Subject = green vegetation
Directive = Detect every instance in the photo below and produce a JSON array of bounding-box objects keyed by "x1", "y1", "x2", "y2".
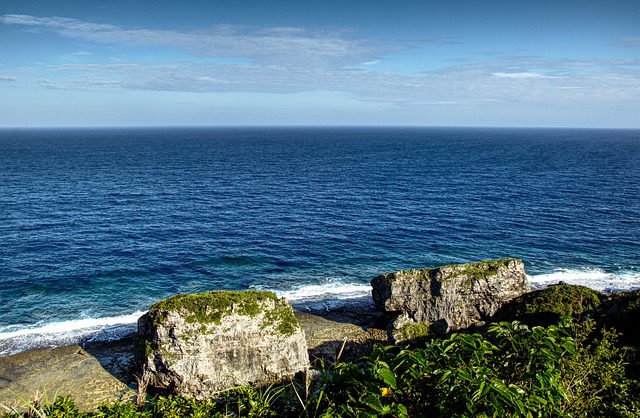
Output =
[
  {"x1": 149, "y1": 290, "x2": 271, "y2": 325},
  {"x1": 4, "y1": 318, "x2": 639, "y2": 417},
  {"x1": 147, "y1": 290, "x2": 299, "y2": 336},
  {"x1": 389, "y1": 258, "x2": 520, "y2": 283},
  {"x1": 493, "y1": 283, "x2": 602, "y2": 327},
  {"x1": 394, "y1": 321, "x2": 446, "y2": 345},
  {"x1": 445, "y1": 258, "x2": 518, "y2": 281},
  {"x1": 261, "y1": 303, "x2": 300, "y2": 336}
]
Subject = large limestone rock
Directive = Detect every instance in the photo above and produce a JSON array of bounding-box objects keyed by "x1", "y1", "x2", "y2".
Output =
[
  {"x1": 137, "y1": 290, "x2": 309, "y2": 398},
  {"x1": 371, "y1": 259, "x2": 529, "y2": 341}
]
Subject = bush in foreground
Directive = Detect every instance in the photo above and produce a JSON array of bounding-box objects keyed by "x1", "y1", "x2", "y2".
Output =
[{"x1": 3, "y1": 319, "x2": 639, "y2": 417}]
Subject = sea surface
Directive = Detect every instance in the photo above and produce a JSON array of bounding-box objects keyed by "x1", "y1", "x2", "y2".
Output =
[{"x1": 1, "y1": 127, "x2": 639, "y2": 356}]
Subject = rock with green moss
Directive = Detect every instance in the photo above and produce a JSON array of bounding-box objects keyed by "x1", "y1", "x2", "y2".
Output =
[
  {"x1": 371, "y1": 259, "x2": 529, "y2": 340},
  {"x1": 137, "y1": 290, "x2": 308, "y2": 398},
  {"x1": 492, "y1": 282, "x2": 603, "y2": 327}
]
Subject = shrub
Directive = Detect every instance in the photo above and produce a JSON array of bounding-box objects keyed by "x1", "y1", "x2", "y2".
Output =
[{"x1": 492, "y1": 283, "x2": 602, "y2": 327}]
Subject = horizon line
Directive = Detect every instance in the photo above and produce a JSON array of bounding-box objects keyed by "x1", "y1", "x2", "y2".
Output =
[{"x1": 1, "y1": 124, "x2": 639, "y2": 131}]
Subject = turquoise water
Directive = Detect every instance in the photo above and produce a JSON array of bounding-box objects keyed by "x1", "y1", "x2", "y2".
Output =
[{"x1": 0, "y1": 127, "x2": 638, "y2": 355}]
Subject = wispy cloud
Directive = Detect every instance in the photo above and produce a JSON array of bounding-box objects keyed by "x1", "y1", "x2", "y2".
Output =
[
  {"x1": 492, "y1": 71, "x2": 561, "y2": 79},
  {"x1": 35, "y1": 57, "x2": 639, "y2": 109},
  {"x1": 2, "y1": 14, "x2": 639, "y2": 110},
  {"x1": 0, "y1": 75, "x2": 18, "y2": 81},
  {"x1": 611, "y1": 37, "x2": 640, "y2": 47},
  {"x1": 1, "y1": 14, "x2": 378, "y2": 68}
]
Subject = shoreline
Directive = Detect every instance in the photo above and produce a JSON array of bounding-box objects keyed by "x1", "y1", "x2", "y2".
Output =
[
  {"x1": 0, "y1": 302, "x2": 388, "y2": 411},
  {"x1": 2, "y1": 283, "x2": 639, "y2": 412},
  {"x1": 1, "y1": 268, "x2": 638, "y2": 358}
]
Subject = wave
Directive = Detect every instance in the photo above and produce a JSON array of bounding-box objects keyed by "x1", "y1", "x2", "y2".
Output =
[
  {"x1": 1, "y1": 270, "x2": 636, "y2": 357},
  {"x1": 275, "y1": 281, "x2": 372, "y2": 302},
  {"x1": 0, "y1": 311, "x2": 145, "y2": 357},
  {"x1": 0, "y1": 281, "x2": 373, "y2": 357},
  {"x1": 260, "y1": 278, "x2": 374, "y2": 312},
  {"x1": 528, "y1": 268, "x2": 639, "y2": 292}
]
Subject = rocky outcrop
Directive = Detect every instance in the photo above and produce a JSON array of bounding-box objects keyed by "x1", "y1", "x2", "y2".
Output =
[
  {"x1": 137, "y1": 290, "x2": 309, "y2": 398},
  {"x1": 371, "y1": 259, "x2": 529, "y2": 342},
  {"x1": 0, "y1": 344, "x2": 135, "y2": 412}
]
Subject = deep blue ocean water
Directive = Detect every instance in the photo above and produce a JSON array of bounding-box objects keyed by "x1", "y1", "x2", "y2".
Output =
[{"x1": 1, "y1": 127, "x2": 639, "y2": 355}]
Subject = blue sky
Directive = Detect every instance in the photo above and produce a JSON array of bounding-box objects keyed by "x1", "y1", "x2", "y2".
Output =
[{"x1": 1, "y1": 1, "x2": 639, "y2": 128}]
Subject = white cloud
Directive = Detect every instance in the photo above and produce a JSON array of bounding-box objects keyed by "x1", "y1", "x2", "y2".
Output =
[
  {"x1": 0, "y1": 76, "x2": 17, "y2": 81},
  {"x1": 2, "y1": 14, "x2": 639, "y2": 116},
  {"x1": 34, "y1": 58, "x2": 638, "y2": 109},
  {"x1": 491, "y1": 71, "x2": 548, "y2": 78}
]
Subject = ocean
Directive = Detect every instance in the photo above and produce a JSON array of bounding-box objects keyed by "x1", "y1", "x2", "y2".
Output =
[{"x1": 1, "y1": 127, "x2": 639, "y2": 356}]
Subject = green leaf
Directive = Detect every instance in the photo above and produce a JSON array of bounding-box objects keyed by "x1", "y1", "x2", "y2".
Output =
[
  {"x1": 363, "y1": 393, "x2": 384, "y2": 413},
  {"x1": 376, "y1": 366, "x2": 397, "y2": 390},
  {"x1": 395, "y1": 403, "x2": 409, "y2": 418}
]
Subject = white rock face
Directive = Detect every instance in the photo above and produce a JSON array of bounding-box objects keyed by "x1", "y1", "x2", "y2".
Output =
[
  {"x1": 371, "y1": 259, "x2": 530, "y2": 340},
  {"x1": 138, "y1": 290, "x2": 309, "y2": 398}
]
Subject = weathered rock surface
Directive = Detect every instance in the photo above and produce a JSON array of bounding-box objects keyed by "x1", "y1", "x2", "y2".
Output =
[
  {"x1": 371, "y1": 258, "x2": 530, "y2": 341},
  {"x1": 0, "y1": 305, "x2": 385, "y2": 411},
  {"x1": 137, "y1": 290, "x2": 309, "y2": 398},
  {"x1": 0, "y1": 344, "x2": 135, "y2": 412},
  {"x1": 295, "y1": 307, "x2": 388, "y2": 364}
]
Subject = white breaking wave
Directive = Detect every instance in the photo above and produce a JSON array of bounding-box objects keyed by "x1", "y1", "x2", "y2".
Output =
[
  {"x1": 0, "y1": 311, "x2": 146, "y2": 340},
  {"x1": 2, "y1": 270, "x2": 636, "y2": 357},
  {"x1": 528, "y1": 268, "x2": 639, "y2": 292},
  {"x1": 254, "y1": 279, "x2": 374, "y2": 312},
  {"x1": 275, "y1": 281, "x2": 372, "y2": 302},
  {"x1": 0, "y1": 311, "x2": 146, "y2": 357}
]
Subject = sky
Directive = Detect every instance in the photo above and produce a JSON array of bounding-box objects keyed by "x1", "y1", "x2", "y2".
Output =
[{"x1": 1, "y1": 1, "x2": 639, "y2": 128}]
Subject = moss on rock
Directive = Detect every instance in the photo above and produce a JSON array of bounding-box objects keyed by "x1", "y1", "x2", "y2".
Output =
[
  {"x1": 394, "y1": 321, "x2": 447, "y2": 345},
  {"x1": 382, "y1": 258, "x2": 521, "y2": 283},
  {"x1": 492, "y1": 283, "x2": 602, "y2": 327},
  {"x1": 444, "y1": 258, "x2": 519, "y2": 281},
  {"x1": 147, "y1": 290, "x2": 300, "y2": 336}
]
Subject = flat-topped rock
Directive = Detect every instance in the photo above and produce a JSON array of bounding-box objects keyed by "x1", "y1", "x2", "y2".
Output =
[
  {"x1": 371, "y1": 258, "x2": 530, "y2": 342},
  {"x1": 137, "y1": 290, "x2": 309, "y2": 398}
]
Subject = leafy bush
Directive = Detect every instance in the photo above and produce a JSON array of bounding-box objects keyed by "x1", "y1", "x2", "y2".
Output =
[{"x1": 303, "y1": 319, "x2": 638, "y2": 417}]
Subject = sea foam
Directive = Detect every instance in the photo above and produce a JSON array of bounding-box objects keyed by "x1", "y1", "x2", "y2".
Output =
[
  {"x1": 0, "y1": 311, "x2": 145, "y2": 357},
  {"x1": 528, "y1": 268, "x2": 639, "y2": 292}
]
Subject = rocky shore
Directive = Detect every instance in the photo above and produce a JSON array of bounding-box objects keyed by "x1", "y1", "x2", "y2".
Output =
[
  {"x1": 0, "y1": 303, "x2": 388, "y2": 411},
  {"x1": 2, "y1": 258, "x2": 636, "y2": 413}
]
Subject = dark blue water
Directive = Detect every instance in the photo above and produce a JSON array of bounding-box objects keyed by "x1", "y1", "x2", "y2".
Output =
[{"x1": 1, "y1": 127, "x2": 639, "y2": 355}]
